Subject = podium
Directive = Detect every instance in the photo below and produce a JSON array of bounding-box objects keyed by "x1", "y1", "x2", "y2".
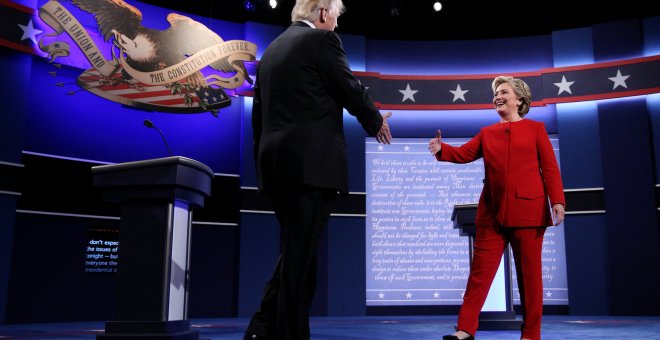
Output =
[
  {"x1": 451, "y1": 204, "x2": 521, "y2": 330},
  {"x1": 92, "y1": 156, "x2": 214, "y2": 340}
]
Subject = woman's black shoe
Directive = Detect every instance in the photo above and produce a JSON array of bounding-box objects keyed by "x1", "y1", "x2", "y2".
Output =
[{"x1": 443, "y1": 335, "x2": 474, "y2": 340}]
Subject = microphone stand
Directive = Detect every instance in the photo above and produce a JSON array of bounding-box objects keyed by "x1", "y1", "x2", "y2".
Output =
[{"x1": 143, "y1": 119, "x2": 173, "y2": 157}]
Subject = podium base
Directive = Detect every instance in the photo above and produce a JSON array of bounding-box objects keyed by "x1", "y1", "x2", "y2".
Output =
[
  {"x1": 97, "y1": 320, "x2": 199, "y2": 340},
  {"x1": 478, "y1": 311, "x2": 522, "y2": 331}
]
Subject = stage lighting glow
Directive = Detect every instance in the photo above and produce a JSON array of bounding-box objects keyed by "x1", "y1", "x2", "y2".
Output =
[
  {"x1": 269, "y1": 0, "x2": 277, "y2": 9},
  {"x1": 433, "y1": 1, "x2": 442, "y2": 12}
]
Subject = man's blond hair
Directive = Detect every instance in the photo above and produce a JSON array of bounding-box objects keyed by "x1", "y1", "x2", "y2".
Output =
[{"x1": 291, "y1": 0, "x2": 345, "y2": 22}]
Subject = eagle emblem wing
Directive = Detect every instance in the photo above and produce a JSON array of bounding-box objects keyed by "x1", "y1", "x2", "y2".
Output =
[
  {"x1": 165, "y1": 13, "x2": 239, "y2": 75},
  {"x1": 68, "y1": 0, "x2": 142, "y2": 42}
]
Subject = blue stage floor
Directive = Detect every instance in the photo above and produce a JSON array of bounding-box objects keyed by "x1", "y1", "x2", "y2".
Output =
[{"x1": 0, "y1": 315, "x2": 659, "y2": 339}]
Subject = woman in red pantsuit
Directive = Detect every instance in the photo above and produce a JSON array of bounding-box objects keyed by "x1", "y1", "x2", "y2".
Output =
[{"x1": 428, "y1": 76, "x2": 565, "y2": 340}]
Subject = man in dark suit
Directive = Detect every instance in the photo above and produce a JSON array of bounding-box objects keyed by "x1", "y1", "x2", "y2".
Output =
[{"x1": 245, "y1": 1, "x2": 392, "y2": 339}]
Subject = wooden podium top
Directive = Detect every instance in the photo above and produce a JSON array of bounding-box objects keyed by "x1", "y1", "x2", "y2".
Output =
[{"x1": 92, "y1": 156, "x2": 214, "y2": 207}]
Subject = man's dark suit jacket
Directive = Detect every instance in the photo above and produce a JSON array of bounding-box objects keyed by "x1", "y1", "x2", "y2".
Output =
[{"x1": 252, "y1": 22, "x2": 383, "y2": 194}]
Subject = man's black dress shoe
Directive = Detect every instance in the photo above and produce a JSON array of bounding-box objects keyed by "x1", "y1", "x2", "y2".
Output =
[
  {"x1": 443, "y1": 335, "x2": 474, "y2": 340},
  {"x1": 242, "y1": 332, "x2": 266, "y2": 340}
]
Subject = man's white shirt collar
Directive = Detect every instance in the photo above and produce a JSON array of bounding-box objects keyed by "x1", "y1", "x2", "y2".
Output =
[{"x1": 301, "y1": 19, "x2": 316, "y2": 28}]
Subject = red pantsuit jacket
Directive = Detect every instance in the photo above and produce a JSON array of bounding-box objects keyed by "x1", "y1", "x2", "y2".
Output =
[{"x1": 437, "y1": 119, "x2": 565, "y2": 227}]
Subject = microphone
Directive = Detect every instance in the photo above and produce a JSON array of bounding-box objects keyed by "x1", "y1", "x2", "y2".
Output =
[{"x1": 143, "y1": 119, "x2": 172, "y2": 157}]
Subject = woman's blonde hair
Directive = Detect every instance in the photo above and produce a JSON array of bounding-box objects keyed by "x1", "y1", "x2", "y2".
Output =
[
  {"x1": 492, "y1": 76, "x2": 532, "y2": 117},
  {"x1": 291, "y1": 0, "x2": 345, "y2": 22}
]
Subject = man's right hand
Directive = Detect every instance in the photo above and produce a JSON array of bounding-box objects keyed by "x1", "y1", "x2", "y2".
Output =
[{"x1": 376, "y1": 112, "x2": 392, "y2": 144}]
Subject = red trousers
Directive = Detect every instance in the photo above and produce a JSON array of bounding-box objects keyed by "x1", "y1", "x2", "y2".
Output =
[{"x1": 456, "y1": 225, "x2": 547, "y2": 340}]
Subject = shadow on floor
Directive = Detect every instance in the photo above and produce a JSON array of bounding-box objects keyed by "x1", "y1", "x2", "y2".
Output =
[{"x1": 0, "y1": 315, "x2": 659, "y2": 339}]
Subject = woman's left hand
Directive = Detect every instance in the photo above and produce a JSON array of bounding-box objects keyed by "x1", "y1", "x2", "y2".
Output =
[{"x1": 552, "y1": 204, "x2": 565, "y2": 226}]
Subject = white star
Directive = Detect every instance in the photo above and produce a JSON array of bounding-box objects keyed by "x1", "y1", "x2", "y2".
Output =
[
  {"x1": 545, "y1": 291, "x2": 553, "y2": 298},
  {"x1": 554, "y1": 75, "x2": 575, "y2": 95},
  {"x1": 608, "y1": 69, "x2": 630, "y2": 90},
  {"x1": 378, "y1": 292, "x2": 385, "y2": 299},
  {"x1": 404, "y1": 145, "x2": 410, "y2": 151},
  {"x1": 449, "y1": 84, "x2": 469, "y2": 102},
  {"x1": 405, "y1": 292, "x2": 412, "y2": 299},
  {"x1": 433, "y1": 291, "x2": 440, "y2": 298},
  {"x1": 377, "y1": 145, "x2": 384, "y2": 151},
  {"x1": 17, "y1": 19, "x2": 43, "y2": 45},
  {"x1": 399, "y1": 83, "x2": 418, "y2": 102}
]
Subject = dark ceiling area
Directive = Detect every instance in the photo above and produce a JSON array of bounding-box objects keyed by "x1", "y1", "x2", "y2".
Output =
[{"x1": 139, "y1": 0, "x2": 660, "y2": 40}]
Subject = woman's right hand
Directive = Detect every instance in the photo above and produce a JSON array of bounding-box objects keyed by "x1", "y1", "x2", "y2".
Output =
[
  {"x1": 376, "y1": 112, "x2": 393, "y2": 144},
  {"x1": 428, "y1": 129, "x2": 442, "y2": 155}
]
